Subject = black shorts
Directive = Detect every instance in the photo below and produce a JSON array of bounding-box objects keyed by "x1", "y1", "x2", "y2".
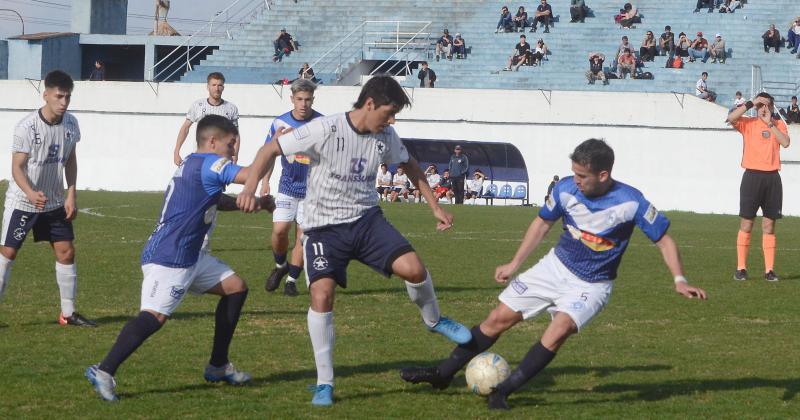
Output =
[
  {"x1": 376, "y1": 186, "x2": 391, "y2": 195},
  {"x1": 303, "y1": 207, "x2": 414, "y2": 288},
  {"x1": 739, "y1": 170, "x2": 782, "y2": 219},
  {"x1": 1, "y1": 207, "x2": 74, "y2": 249}
]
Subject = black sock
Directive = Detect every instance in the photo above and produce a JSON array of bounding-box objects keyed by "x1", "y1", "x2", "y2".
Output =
[
  {"x1": 273, "y1": 252, "x2": 287, "y2": 266},
  {"x1": 209, "y1": 290, "x2": 248, "y2": 367},
  {"x1": 495, "y1": 341, "x2": 556, "y2": 396},
  {"x1": 99, "y1": 311, "x2": 163, "y2": 376},
  {"x1": 287, "y1": 264, "x2": 302, "y2": 280},
  {"x1": 438, "y1": 325, "x2": 497, "y2": 378}
]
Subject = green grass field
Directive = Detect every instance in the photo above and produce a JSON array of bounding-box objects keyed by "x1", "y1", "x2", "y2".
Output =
[{"x1": 1, "y1": 187, "x2": 799, "y2": 419}]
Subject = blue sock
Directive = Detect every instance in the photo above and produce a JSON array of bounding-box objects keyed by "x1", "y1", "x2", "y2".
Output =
[
  {"x1": 287, "y1": 264, "x2": 302, "y2": 281},
  {"x1": 273, "y1": 252, "x2": 287, "y2": 266}
]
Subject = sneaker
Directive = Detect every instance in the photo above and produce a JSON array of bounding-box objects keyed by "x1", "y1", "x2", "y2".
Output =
[
  {"x1": 428, "y1": 316, "x2": 471, "y2": 344},
  {"x1": 765, "y1": 271, "x2": 779, "y2": 282},
  {"x1": 530, "y1": 27, "x2": 537, "y2": 33},
  {"x1": 487, "y1": 390, "x2": 510, "y2": 410},
  {"x1": 284, "y1": 281, "x2": 299, "y2": 296},
  {"x1": 502, "y1": 67, "x2": 511, "y2": 71},
  {"x1": 265, "y1": 264, "x2": 289, "y2": 292},
  {"x1": 399, "y1": 366, "x2": 452, "y2": 390},
  {"x1": 204, "y1": 362, "x2": 252, "y2": 385},
  {"x1": 59, "y1": 312, "x2": 97, "y2": 327},
  {"x1": 693, "y1": 8, "x2": 700, "y2": 13},
  {"x1": 733, "y1": 269, "x2": 748, "y2": 281},
  {"x1": 85, "y1": 364, "x2": 118, "y2": 401},
  {"x1": 311, "y1": 384, "x2": 334, "y2": 406},
  {"x1": 711, "y1": 58, "x2": 717, "y2": 63},
  {"x1": 544, "y1": 27, "x2": 550, "y2": 33}
]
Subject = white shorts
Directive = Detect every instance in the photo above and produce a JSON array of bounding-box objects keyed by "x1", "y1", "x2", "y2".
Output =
[
  {"x1": 498, "y1": 249, "x2": 612, "y2": 331},
  {"x1": 273, "y1": 192, "x2": 305, "y2": 225},
  {"x1": 140, "y1": 252, "x2": 235, "y2": 316}
]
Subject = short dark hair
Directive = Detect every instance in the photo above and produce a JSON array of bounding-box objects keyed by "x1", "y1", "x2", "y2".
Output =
[
  {"x1": 353, "y1": 75, "x2": 411, "y2": 110},
  {"x1": 665, "y1": 25, "x2": 671, "y2": 30},
  {"x1": 196, "y1": 115, "x2": 236, "y2": 146},
  {"x1": 44, "y1": 70, "x2": 74, "y2": 92},
  {"x1": 702, "y1": 71, "x2": 708, "y2": 77},
  {"x1": 420, "y1": 61, "x2": 428, "y2": 66},
  {"x1": 792, "y1": 96, "x2": 798, "y2": 100},
  {"x1": 207, "y1": 72, "x2": 226, "y2": 83},
  {"x1": 570, "y1": 139, "x2": 615, "y2": 174},
  {"x1": 756, "y1": 92, "x2": 775, "y2": 106},
  {"x1": 520, "y1": 34, "x2": 526, "y2": 39}
]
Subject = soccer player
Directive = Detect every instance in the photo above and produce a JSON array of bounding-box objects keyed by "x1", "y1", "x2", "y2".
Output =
[
  {"x1": 260, "y1": 79, "x2": 323, "y2": 296},
  {"x1": 726, "y1": 93, "x2": 791, "y2": 282},
  {"x1": 237, "y1": 75, "x2": 471, "y2": 407},
  {"x1": 400, "y1": 139, "x2": 707, "y2": 410},
  {"x1": 85, "y1": 115, "x2": 273, "y2": 401},
  {"x1": 0, "y1": 70, "x2": 95, "y2": 327},
  {"x1": 174, "y1": 72, "x2": 240, "y2": 166}
]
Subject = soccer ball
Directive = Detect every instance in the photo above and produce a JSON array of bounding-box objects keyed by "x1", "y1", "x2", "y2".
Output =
[{"x1": 465, "y1": 352, "x2": 510, "y2": 396}]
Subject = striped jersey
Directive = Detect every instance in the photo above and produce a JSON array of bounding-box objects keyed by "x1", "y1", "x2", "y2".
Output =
[
  {"x1": 6, "y1": 110, "x2": 80, "y2": 212},
  {"x1": 265, "y1": 110, "x2": 323, "y2": 198},
  {"x1": 141, "y1": 153, "x2": 242, "y2": 268},
  {"x1": 539, "y1": 176, "x2": 670, "y2": 282},
  {"x1": 278, "y1": 112, "x2": 409, "y2": 230},
  {"x1": 187, "y1": 98, "x2": 239, "y2": 126}
]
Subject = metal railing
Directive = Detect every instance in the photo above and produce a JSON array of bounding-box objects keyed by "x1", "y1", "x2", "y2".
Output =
[
  {"x1": 369, "y1": 22, "x2": 432, "y2": 78},
  {"x1": 146, "y1": 0, "x2": 272, "y2": 82},
  {"x1": 751, "y1": 65, "x2": 762, "y2": 99}
]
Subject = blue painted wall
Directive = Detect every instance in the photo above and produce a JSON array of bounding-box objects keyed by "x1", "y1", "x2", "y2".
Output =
[
  {"x1": 71, "y1": 0, "x2": 128, "y2": 35},
  {"x1": 8, "y1": 40, "x2": 42, "y2": 80},
  {"x1": 8, "y1": 35, "x2": 81, "y2": 80}
]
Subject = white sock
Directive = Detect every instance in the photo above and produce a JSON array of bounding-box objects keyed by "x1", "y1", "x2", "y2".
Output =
[
  {"x1": 276, "y1": 261, "x2": 287, "y2": 269},
  {"x1": 405, "y1": 272, "x2": 440, "y2": 328},
  {"x1": 55, "y1": 262, "x2": 77, "y2": 316},
  {"x1": 286, "y1": 276, "x2": 297, "y2": 284},
  {"x1": 308, "y1": 308, "x2": 335, "y2": 386},
  {"x1": 0, "y1": 254, "x2": 13, "y2": 302}
]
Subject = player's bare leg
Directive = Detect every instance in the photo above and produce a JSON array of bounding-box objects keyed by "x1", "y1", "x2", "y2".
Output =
[
  {"x1": 50, "y1": 240, "x2": 95, "y2": 327},
  {"x1": 308, "y1": 277, "x2": 336, "y2": 406},
  {"x1": 392, "y1": 252, "x2": 471, "y2": 344},
  {"x1": 735, "y1": 217, "x2": 754, "y2": 280},
  {"x1": 266, "y1": 221, "x2": 293, "y2": 291},
  {"x1": 0, "y1": 246, "x2": 17, "y2": 303},
  {"x1": 203, "y1": 274, "x2": 251, "y2": 384},
  {"x1": 284, "y1": 227, "x2": 304, "y2": 296}
]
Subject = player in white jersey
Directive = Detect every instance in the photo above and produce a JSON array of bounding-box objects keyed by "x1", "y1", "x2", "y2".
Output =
[
  {"x1": 174, "y1": 72, "x2": 240, "y2": 166},
  {"x1": 0, "y1": 70, "x2": 95, "y2": 327},
  {"x1": 237, "y1": 75, "x2": 471, "y2": 407}
]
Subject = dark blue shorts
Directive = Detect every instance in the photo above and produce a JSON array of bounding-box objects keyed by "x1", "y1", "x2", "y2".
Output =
[
  {"x1": 1, "y1": 207, "x2": 74, "y2": 249},
  {"x1": 303, "y1": 207, "x2": 414, "y2": 288}
]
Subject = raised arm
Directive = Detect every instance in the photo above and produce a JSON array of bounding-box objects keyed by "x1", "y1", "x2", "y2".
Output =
[
  {"x1": 174, "y1": 119, "x2": 193, "y2": 166},
  {"x1": 64, "y1": 147, "x2": 78, "y2": 220},
  {"x1": 400, "y1": 157, "x2": 453, "y2": 231},
  {"x1": 654, "y1": 233, "x2": 707, "y2": 299},
  {"x1": 495, "y1": 216, "x2": 555, "y2": 283}
]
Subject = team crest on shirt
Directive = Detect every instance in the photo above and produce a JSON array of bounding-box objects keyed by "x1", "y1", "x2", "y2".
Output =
[
  {"x1": 376, "y1": 141, "x2": 386, "y2": 154},
  {"x1": 350, "y1": 158, "x2": 367, "y2": 174},
  {"x1": 313, "y1": 256, "x2": 329, "y2": 270},
  {"x1": 761, "y1": 130, "x2": 771, "y2": 138}
]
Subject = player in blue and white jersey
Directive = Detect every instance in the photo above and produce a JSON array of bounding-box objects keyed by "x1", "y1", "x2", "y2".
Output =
[
  {"x1": 237, "y1": 76, "x2": 471, "y2": 407},
  {"x1": 401, "y1": 139, "x2": 707, "y2": 410},
  {"x1": 261, "y1": 79, "x2": 322, "y2": 296},
  {"x1": 85, "y1": 115, "x2": 273, "y2": 402}
]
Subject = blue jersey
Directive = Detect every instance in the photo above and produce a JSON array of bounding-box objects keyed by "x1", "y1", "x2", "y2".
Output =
[
  {"x1": 141, "y1": 153, "x2": 242, "y2": 268},
  {"x1": 539, "y1": 177, "x2": 670, "y2": 282},
  {"x1": 265, "y1": 110, "x2": 323, "y2": 198}
]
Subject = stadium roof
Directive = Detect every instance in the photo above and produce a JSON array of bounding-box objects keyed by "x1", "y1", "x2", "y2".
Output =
[{"x1": 8, "y1": 32, "x2": 78, "y2": 41}]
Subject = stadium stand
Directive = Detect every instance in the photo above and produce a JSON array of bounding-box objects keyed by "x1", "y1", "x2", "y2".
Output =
[{"x1": 181, "y1": 0, "x2": 800, "y2": 108}]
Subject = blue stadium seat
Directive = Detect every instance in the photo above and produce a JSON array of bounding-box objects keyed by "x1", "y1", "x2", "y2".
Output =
[
  {"x1": 497, "y1": 184, "x2": 513, "y2": 199},
  {"x1": 512, "y1": 185, "x2": 527, "y2": 200},
  {"x1": 483, "y1": 184, "x2": 498, "y2": 198}
]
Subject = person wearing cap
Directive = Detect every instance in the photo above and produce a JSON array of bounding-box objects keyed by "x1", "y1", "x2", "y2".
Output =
[
  {"x1": 708, "y1": 33, "x2": 726, "y2": 63},
  {"x1": 762, "y1": 24, "x2": 781, "y2": 53},
  {"x1": 688, "y1": 31, "x2": 708, "y2": 63},
  {"x1": 453, "y1": 33, "x2": 466, "y2": 59},
  {"x1": 448, "y1": 145, "x2": 470, "y2": 205},
  {"x1": 436, "y1": 29, "x2": 453, "y2": 61}
]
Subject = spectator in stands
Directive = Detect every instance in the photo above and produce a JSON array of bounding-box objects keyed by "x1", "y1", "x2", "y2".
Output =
[
  {"x1": 688, "y1": 32, "x2": 709, "y2": 63},
  {"x1": 513, "y1": 6, "x2": 529, "y2": 32},
  {"x1": 465, "y1": 169, "x2": 486, "y2": 204},
  {"x1": 503, "y1": 35, "x2": 531, "y2": 71},
  {"x1": 616, "y1": 36, "x2": 632, "y2": 60},
  {"x1": 708, "y1": 33, "x2": 726, "y2": 64},
  {"x1": 436, "y1": 29, "x2": 453, "y2": 61},
  {"x1": 675, "y1": 32, "x2": 691, "y2": 59},
  {"x1": 694, "y1": 0, "x2": 715, "y2": 13},
  {"x1": 782, "y1": 96, "x2": 800, "y2": 124},
  {"x1": 272, "y1": 29, "x2": 297, "y2": 62},
  {"x1": 640, "y1": 31, "x2": 657, "y2": 62},
  {"x1": 89, "y1": 59, "x2": 105, "y2": 81},
  {"x1": 763, "y1": 24, "x2": 781, "y2": 53},
  {"x1": 545, "y1": 175, "x2": 559, "y2": 203},
  {"x1": 425, "y1": 165, "x2": 441, "y2": 190},
  {"x1": 298, "y1": 63, "x2": 318, "y2": 83},
  {"x1": 586, "y1": 52, "x2": 608, "y2": 85},
  {"x1": 390, "y1": 166, "x2": 410, "y2": 203},
  {"x1": 448, "y1": 145, "x2": 470, "y2": 204},
  {"x1": 787, "y1": 18, "x2": 800, "y2": 54},
  {"x1": 718, "y1": 0, "x2": 741, "y2": 13},
  {"x1": 531, "y1": 0, "x2": 552, "y2": 34},
  {"x1": 496, "y1": 6, "x2": 513, "y2": 33},
  {"x1": 453, "y1": 33, "x2": 466, "y2": 59},
  {"x1": 570, "y1": 0, "x2": 587, "y2": 23},
  {"x1": 531, "y1": 39, "x2": 548, "y2": 66},
  {"x1": 617, "y1": 48, "x2": 637, "y2": 79},
  {"x1": 376, "y1": 163, "x2": 393, "y2": 202},
  {"x1": 659, "y1": 26, "x2": 675, "y2": 63},
  {"x1": 732, "y1": 91, "x2": 746, "y2": 111},
  {"x1": 418, "y1": 61, "x2": 437, "y2": 88},
  {"x1": 436, "y1": 170, "x2": 454, "y2": 203},
  {"x1": 619, "y1": 3, "x2": 640, "y2": 29},
  {"x1": 696, "y1": 72, "x2": 716, "y2": 102}
]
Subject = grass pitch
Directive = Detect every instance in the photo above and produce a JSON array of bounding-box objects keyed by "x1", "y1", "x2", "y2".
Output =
[{"x1": 1, "y1": 187, "x2": 799, "y2": 419}]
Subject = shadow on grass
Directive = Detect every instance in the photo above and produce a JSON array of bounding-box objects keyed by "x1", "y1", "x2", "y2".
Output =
[
  {"x1": 780, "y1": 273, "x2": 800, "y2": 281},
  {"x1": 24, "y1": 309, "x2": 307, "y2": 326},
  {"x1": 339, "y1": 286, "x2": 492, "y2": 297}
]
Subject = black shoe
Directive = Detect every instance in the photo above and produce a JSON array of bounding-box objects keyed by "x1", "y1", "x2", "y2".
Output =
[
  {"x1": 544, "y1": 27, "x2": 550, "y2": 33},
  {"x1": 733, "y1": 269, "x2": 748, "y2": 281},
  {"x1": 59, "y1": 312, "x2": 97, "y2": 327},
  {"x1": 399, "y1": 367, "x2": 452, "y2": 390},
  {"x1": 693, "y1": 8, "x2": 700, "y2": 13},
  {"x1": 530, "y1": 27, "x2": 537, "y2": 33},
  {"x1": 765, "y1": 271, "x2": 779, "y2": 282},
  {"x1": 265, "y1": 264, "x2": 289, "y2": 292},
  {"x1": 487, "y1": 390, "x2": 510, "y2": 410},
  {"x1": 284, "y1": 281, "x2": 299, "y2": 296}
]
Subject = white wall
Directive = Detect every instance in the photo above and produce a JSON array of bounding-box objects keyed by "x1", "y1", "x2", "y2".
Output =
[{"x1": 1, "y1": 80, "x2": 798, "y2": 215}]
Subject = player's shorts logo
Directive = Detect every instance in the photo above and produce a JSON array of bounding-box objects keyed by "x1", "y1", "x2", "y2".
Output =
[
  {"x1": 169, "y1": 286, "x2": 186, "y2": 300},
  {"x1": 312, "y1": 256, "x2": 329, "y2": 271},
  {"x1": 510, "y1": 278, "x2": 528, "y2": 294},
  {"x1": 12, "y1": 228, "x2": 26, "y2": 241},
  {"x1": 570, "y1": 301, "x2": 586, "y2": 311}
]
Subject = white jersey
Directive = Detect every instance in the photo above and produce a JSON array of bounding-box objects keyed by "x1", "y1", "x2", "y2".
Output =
[
  {"x1": 427, "y1": 173, "x2": 441, "y2": 188},
  {"x1": 6, "y1": 110, "x2": 80, "y2": 212},
  {"x1": 186, "y1": 98, "x2": 239, "y2": 126},
  {"x1": 279, "y1": 112, "x2": 409, "y2": 230},
  {"x1": 376, "y1": 170, "x2": 392, "y2": 187},
  {"x1": 392, "y1": 173, "x2": 408, "y2": 188}
]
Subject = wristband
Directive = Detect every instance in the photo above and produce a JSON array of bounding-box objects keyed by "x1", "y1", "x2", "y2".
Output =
[
  {"x1": 745, "y1": 101, "x2": 754, "y2": 110},
  {"x1": 674, "y1": 275, "x2": 688, "y2": 284}
]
